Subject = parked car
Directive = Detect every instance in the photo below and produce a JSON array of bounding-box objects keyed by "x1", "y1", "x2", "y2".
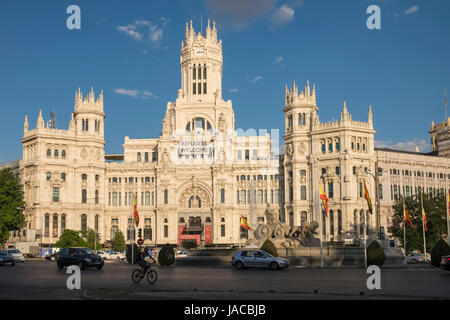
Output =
[
  {"x1": 232, "y1": 250, "x2": 289, "y2": 270},
  {"x1": 0, "y1": 250, "x2": 16, "y2": 266},
  {"x1": 7, "y1": 249, "x2": 25, "y2": 263},
  {"x1": 440, "y1": 255, "x2": 450, "y2": 271},
  {"x1": 95, "y1": 250, "x2": 111, "y2": 260},
  {"x1": 45, "y1": 252, "x2": 59, "y2": 261},
  {"x1": 57, "y1": 247, "x2": 104, "y2": 270},
  {"x1": 176, "y1": 249, "x2": 188, "y2": 257},
  {"x1": 109, "y1": 251, "x2": 126, "y2": 260},
  {"x1": 406, "y1": 253, "x2": 425, "y2": 264}
]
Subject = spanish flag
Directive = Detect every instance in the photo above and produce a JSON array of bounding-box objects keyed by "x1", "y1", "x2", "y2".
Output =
[
  {"x1": 240, "y1": 216, "x2": 251, "y2": 231},
  {"x1": 404, "y1": 208, "x2": 414, "y2": 227},
  {"x1": 422, "y1": 207, "x2": 427, "y2": 232},
  {"x1": 363, "y1": 180, "x2": 373, "y2": 214},
  {"x1": 133, "y1": 193, "x2": 139, "y2": 227},
  {"x1": 448, "y1": 190, "x2": 450, "y2": 218},
  {"x1": 319, "y1": 183, "x2": 329, "y2": 217}
]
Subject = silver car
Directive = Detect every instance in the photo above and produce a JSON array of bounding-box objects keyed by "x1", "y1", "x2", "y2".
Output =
[
  {"x1": 7, "y1": 249, "x2": 25, "y2": 263},
  {"x1": 232, "y1": 250, "x2": 289, "y2": 270}
]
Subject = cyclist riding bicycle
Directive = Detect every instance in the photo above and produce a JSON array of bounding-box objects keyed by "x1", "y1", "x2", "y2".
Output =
[{"x1": 137, "y1": 247, "x2": 149, "y2": 276}]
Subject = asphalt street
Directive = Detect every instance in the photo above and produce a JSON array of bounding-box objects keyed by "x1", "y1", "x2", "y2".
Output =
[{"x1": 0, "y1": 260, "x2": 448, "y2": 300}]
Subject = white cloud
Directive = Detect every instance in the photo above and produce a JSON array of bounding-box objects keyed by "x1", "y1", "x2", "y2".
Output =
[
  {"x1": 114, "y1": 89, "x2": 140, "y2": 98},
  {"x1": 117, "y1": 18, "x2": 168, "y2": 46},
  {"x1": 247, "y1": 76, "x2": 263, "y2": 83},
  {"x1": 274, "y1": 56, "x2": 284, "y2": 64},
  {"x1": 405, "y1": 6, "x2": 419, "y2": 15},
  {"x1": 228, "y1": 88, "x2": 239, "y2": 93},
  {"x1": 114, "y1": 89, "x2": 158, "y2": 100},
  {"x1": 269, "y1": 4, "x2": 295, "y2": 30},
  {"x1": 375, "y1": 138, "x2": 430, "y2": 153}
]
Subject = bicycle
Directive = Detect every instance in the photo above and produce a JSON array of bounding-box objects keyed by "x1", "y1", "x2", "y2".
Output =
[{"x1": 131, "y1": 264, "x2": 158, "y2": 284}]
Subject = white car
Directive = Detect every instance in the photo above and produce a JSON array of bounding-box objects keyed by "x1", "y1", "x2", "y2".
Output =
[
  {"x1": 96, "y1": 250, "x2": 111, "y2": 260},
  {"x1": 109, "y1": 251, "x2": 126, "y2": 260},
  {"x1": 7, "y1": 249, "x2": 25, "y2": 263}
]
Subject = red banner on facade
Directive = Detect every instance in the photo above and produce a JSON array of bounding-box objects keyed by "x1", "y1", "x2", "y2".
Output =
[{"x1": 205, "y1": 225, "x2": 212, "y2": 243}]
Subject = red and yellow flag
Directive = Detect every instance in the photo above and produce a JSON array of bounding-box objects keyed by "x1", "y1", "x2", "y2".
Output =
[
  {"x1": 404, "y1": 208, "x2": 414, "y2": 227},
  {"x1": 363, "y1": 180, "x2": 373, "y2": 214},
  {"x1": 133, "y1": 193, "x2": 139, "y2": 227},
  {"x1": 447, "y1": 190, "x2": 450, "y2": 218},
  {"x1": 319, "y1": 183, "x2": 329, "y2": 217},
  {"x1": 422, "y1": 207, "x2": 427, "y2": 232},
  {"x1": 240, "y1": 216, "x2": 251, "y2": 231}
]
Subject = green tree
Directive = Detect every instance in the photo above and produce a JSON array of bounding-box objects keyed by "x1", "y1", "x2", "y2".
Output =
[
  {"x1": 388, "y1": 193, "x2": 447, "y2": 253},
  {"x1": 0, "y1": 168, "x2": 25, "y2": 245},
  {"x1": 261, "y1": 239, "x2": 279, "y2": 257},
  {"x1": 158, "y1": 244, "x2": 175, "y2": 266},
  {"x1": 55, "y1": 229, "x2": 87, "y2": 248},
  {"x1": 83, "y1": 229, "x2": 101, "y2": 250},
  {"x1": 367, "y1": 240, "x2": 385, "y2": 267},
  {"x1": 126, "y1": 243, "x2": 139, "y2": 264},
  {"x1": 430, "y1": 239, "x2": 450, "y2": 267},
  {"x1": 112, "y1": 230, "x2": 126, "y2": 252}
]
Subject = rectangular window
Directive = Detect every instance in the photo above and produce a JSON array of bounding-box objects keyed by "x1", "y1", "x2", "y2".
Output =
[
  {"x1": 203, "y1": 82, "x2": 207, "y2": 94},
  {"x1": 221, "y1": 225, "x2": 225, "y2": 237},
  {"x1": 53, "y1": 188, "x2": 60, "y2": 203},
  {"x1": 193, "y1": 83, "x2": 196, "y2": 95},
  {"x1": 245, "y1": 150, "x2": 250, "y2": 161},
  {"x1": 321, "y1": 144, "x2": 326, "y2": 153},
  {"x1": 164, "y1": 225, "x2": 168, "y2": 238},
  {"x1": 328, "y1": 183, "x2": 334, "y2": 198},
  {"x1": 335, "y1": 166, "x2": 340, "y2": 175},
  {"x1": 301, "y1": 186, "x2": 307, "y2": 200}
]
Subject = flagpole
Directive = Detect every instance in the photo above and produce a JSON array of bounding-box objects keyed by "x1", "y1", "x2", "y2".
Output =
[
  {"x1": 402, "y1": 195, "x2": 406, "y2": 258},
  {"x1": 131, "y1": 193, "x2": 134, "y2": 265},
  {"x1": 318, "y1": 189, "x2": 324, "y2": 269},
  {"x1": 421, "y1": 191, "x2": 427, "y2": 262},
  {"x1": 446, "y1": 174, "x2": 449, "y2": 245}
]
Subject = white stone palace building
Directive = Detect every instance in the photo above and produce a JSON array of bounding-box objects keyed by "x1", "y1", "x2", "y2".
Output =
[{"x1": 8, "y1": 21, "x2": 450, "y2": 248}]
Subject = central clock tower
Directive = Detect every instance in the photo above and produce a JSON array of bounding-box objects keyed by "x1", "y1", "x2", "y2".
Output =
[{"x1": 179, "y1": 20, "x2": 224, "y2": 103}]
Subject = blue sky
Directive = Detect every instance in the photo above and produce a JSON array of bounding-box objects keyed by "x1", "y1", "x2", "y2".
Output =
[{"x1": 0, "y1": 0, "x2": 449, "y2": 162}]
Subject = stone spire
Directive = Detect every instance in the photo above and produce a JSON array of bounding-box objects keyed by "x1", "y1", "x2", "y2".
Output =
[
  {"x1": 36, "y1": 110, "x2": 44, "y2": 129},
  {"x1": 341, "y1": 101, "x2": 351, "y2": 120},
  {"x1": 368, "y1": 105, "x2": 373, "y2": 124},
  {"x1": 24, "y1": 115, "x2": 29, "y2": 135}
]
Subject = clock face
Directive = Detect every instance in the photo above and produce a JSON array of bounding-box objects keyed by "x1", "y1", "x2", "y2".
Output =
[{"x1": 194, "y1": 48, "x2": 204, "y2": 56}]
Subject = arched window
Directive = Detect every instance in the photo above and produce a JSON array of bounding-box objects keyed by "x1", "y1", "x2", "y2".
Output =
[
  {"x1": 301, "y1": 211, "x2": 307, "y2": 225},
  {"x1": 52, "y1": 213, "x2": 58, "y2": 238},
  {"x1": 137, "y1": 153, "x2": 141, "y2": 163},
  {"x1": 257, "y1": 190, "x2": 263, "y2": 204},
  {"x1": 61, "y1": 214, "x2": 66, "y2": 233},
  {"x1": 240, "y1": 190, "x2": 246, "y2": 205},
  {"x1": 164, "y1": 189, "x2": 168, "y2": 204},
  {"x1": 193, "y1": 64, "x2": 196, "y2": 80},
  {"x1": 44, "y1": 213, "x2": 50, "y2": 237},
  {"x1": 61, "y1": 173, "x2": 66, "y2": 182},
  {"x1": 46, "y1": 172, "x2": 51, "y2": 181},
  {"x1": 188, "y1": 196, "x2": 202, "y2": 208},
  {"x1": 81, "y1": 214, "x2": 87, "y2": 233},
  {"x1": 329, "y1": 210, "x2": 334, "y2": 237},
  {"x1": 220, "y1": 188, "x2": 225, "y2": 204},
  {"x1": 54, "y1": 149, "x2": 59, "y2": 157},
  {"x1": 82, "y1": 174, "x2": 87, "y2": 181},
  {"x1": 47, "y1": 149, "x2": 51, "y2": 157},
  {"x1": 338, "y1": 210, "x2": 342, "y2": 235}
]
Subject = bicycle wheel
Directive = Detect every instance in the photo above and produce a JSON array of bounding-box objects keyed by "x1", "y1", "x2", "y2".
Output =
[
  {"x1": 132, "y1": 269, "x2": 142, "y2": 283},
  {"x1": 146, "y1": 269, "x2": 158, "y2": 284}
]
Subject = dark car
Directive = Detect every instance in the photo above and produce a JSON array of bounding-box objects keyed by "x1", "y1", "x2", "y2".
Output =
[
  {"x1": 45, "y1": 252, "x2": 58, "y2": 261},
  {"x1": 0, "y1": 250, "x2": 16, "y2": 266},
  {"x1": 57, "y1": 247, "x2": 104, "y2": 270},
  {"x1": 440, "y1": 255, "x2": 450, "y2": 271}
]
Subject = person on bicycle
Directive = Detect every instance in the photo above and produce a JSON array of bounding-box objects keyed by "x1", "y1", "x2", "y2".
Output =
[{"x1": 137, "y1": 247, "x2": 149, "y2": 276}]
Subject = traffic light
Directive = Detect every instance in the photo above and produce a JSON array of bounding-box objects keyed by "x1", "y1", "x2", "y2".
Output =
[{"x1": 138, "y1": 228, "x2": 142, "y2": 239}]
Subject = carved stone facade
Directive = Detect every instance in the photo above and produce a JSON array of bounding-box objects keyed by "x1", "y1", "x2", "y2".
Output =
[{"x1": 8, "y1": 21, "x2": 450, "y2": 249}]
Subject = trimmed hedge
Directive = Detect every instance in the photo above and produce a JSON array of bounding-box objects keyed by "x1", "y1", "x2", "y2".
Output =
[
  {"x1": 158, "y1": 244, "x2": 176, "y2": 266},
  {"x1": 431, "y1": 239, "x2": 450, "y2": 267},
  {"x1": 260, "y1": 239, "x2": 278, "y2": 257},
  {"x1": 367, "y1": 240, "x2": 385, "y2": 267}
]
